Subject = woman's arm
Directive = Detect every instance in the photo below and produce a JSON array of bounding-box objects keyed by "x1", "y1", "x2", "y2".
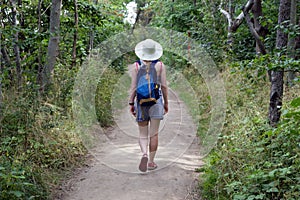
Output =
[
  {"x1": 159, "y1": 62, "x2": 169, "y2": 114},
  {"x1": 128, "y1": 64, "x2": 137, "y2": 116},
  {"x1": 128, "y1": 64, "x2": 137, "y2": 103}
]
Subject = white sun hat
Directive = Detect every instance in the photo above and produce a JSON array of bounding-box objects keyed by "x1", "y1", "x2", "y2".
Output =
[{"x1": 134, "y1": 39, "x2": 163, "y2": 61}]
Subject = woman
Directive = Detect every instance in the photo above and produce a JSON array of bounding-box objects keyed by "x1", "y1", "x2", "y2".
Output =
[{"x1": 128, "y1": 39, "x2": 168, "y2": 172}]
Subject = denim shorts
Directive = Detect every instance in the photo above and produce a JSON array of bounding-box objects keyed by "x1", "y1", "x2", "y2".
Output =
[{"x1": 135, "y1": 97, "x2": 164, "y2": 122}]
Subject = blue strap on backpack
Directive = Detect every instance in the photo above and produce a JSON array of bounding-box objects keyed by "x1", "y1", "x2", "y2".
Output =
[{"x1": 136, "y1": 60, "x2": 160, "y2": 106}]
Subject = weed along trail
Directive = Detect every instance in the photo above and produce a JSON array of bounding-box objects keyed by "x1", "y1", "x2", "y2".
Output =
[{"x1": 57, "y1": 89, "x2": 203, "y2": 200}]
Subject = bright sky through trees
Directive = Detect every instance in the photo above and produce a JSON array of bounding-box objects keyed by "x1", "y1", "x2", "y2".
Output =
[{"x1": 123, "y1": 1, "x2": 137, "y2": 25}]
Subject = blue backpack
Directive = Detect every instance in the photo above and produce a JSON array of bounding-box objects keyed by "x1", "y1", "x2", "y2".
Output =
[{"x1": 136, "y1": 60, "x2": 161, "y2": 106}]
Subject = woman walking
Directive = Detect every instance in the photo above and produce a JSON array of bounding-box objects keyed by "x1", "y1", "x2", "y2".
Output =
[{"x1": 128, "y1": 39, "x2": 168, "y2": 172}]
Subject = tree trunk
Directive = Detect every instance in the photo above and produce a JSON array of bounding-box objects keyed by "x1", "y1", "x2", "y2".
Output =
[
  {"x1": 251, "y1": 0, "x2": 268, "y2": 54},
  {"x1": 42, "y1": 0, "x2": 62, "y2": 91},
  {"x1": 295, "y1": 19, "x2": 300, "y2": 60},
  {"x1": 269, "y1": 0, "x2": 291, "y2": 127},
  {"x1": 243, "y1": 0, "x2": 267, "y2": 55},
  {"x1": 131, "y1": 0, "x2": 153, "y2": 32},
  {"x1": 37, "y1": 0, "x2": 43, "y2": 87},
  {"x1": 11, "y1": 0, "x2": 22, "y2": 91},
  {"x1": 72, "y1": 0, "x2": 78, "y2": 68},
  {"x1": 0, "y1": 3, "x2": 3, "y2": 112},
  {"x1": 286, "y1": 0, "x2": 297, "y2": 87}
]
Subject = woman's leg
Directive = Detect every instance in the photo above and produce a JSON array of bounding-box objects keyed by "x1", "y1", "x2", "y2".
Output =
[
  {"x1": 149, "y1": 119, "x2": 160, "y2": 164},
  {"x1": 138, "y1": 121, "x2": 149, "y2": 156},
  {"x1": 138, "y1": 121, "x2": 149, "y2": 172}
]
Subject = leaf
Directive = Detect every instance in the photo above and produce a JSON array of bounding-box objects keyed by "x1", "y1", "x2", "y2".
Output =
[
  {"x1": 285, "y1": 111, "x2": 300, "y2": 119},
  {"x1": 266, "y1": 187, "x2": 279, "y2": 193},
  {"x1": 255, "y1": 194, "x2": 265, "y2": 199},
  {"x1": 9, "y1": 190, "x2": 23, "y2": 198},
  {"x1": 233, "y1": 194, "x2": 247, "y2": 200},
  {"x1": 247, "y1": 195, "x2": 256, "y2": 200},
  {"x1": 291, "y1": 97, "x2": 300, "y2": 108}
]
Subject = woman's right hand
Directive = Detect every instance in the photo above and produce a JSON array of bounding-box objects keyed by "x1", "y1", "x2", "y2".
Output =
[{"x1": 130, "y1": 105, "x2": 136, "y2": 117}]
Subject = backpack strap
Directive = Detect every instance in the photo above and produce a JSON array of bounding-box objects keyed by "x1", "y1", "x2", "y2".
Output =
[
  {"x1": 136, "y1": 60, "x2": 142, "y2": 65},
  {"x1": 135, "y1": 60, "x2": 161, "y2": 73}
]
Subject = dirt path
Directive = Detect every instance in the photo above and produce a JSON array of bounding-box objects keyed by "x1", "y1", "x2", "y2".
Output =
[{"x1": 56, "y1": 89, "x2": 203, "y2": 200}]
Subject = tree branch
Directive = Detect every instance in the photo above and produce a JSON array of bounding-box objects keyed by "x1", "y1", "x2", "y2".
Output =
[
  {"x1": 219, "y1": 0, "x2": 255, "y2": 32},
  {"x1": 219, "y1": 7, "x2": 232, "y2": 28},
  {"x1": 243, "y1": 7, "x2": 267, "y2": 55}
]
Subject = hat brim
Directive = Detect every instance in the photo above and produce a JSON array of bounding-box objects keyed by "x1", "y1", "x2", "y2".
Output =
[{"x1": 135, "y1": 40, "x2": 163, "y2": 61}]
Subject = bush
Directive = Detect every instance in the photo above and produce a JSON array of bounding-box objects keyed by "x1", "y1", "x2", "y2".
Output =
[
  {"x1": 199, "y1": 67, "x2": 300, "y2": 199},
  {"x1": 0, "y1": 86, "x2": 86, "y2": 199},
  {"x1": 0, "y1": 156, "x2": 47, "y2": 200},
  {"x1": 95, "y1": 67, "x2": 123, "y2": 127}
]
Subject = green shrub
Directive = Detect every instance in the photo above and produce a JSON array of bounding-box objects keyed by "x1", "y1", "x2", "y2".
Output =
[
  {"x1": 0, "y1": 86, "x2": 86, "y2": 199},
  {"x1": 95, "y1": 67, "x2": 123, "y2": 127},
  {"x1": 0, "y1": 156, "x2": 47, "y2": 200},
  {"x1": 199, "y1": 66, "x2": 300, "y2": 199}
]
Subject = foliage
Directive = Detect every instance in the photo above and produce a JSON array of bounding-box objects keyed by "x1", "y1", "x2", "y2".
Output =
[
  {"x1": 95, "y1": 66, "x2": 123, "y2": 127},
  {"x1": 0, "y1": 87, "x2": 87, "y2": 199},
  {"x1": 0, "y1": 0, "x2": 126, "y2": 199},
  {"x1": 199, "y1": 66, "x2": 300, "y2": 199},
  {"x1": 149, "y1": 0, "x2": 227, "y2": 64},
  {"x1": 1, "y1": 0, "x2": 299, "y2": 199},
  {"x1": 0, "y1": 157, "x2": 46, "y2": 200}
]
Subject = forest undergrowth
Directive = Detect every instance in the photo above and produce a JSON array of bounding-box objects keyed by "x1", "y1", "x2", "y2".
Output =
[
  {"x1": 197, "y1": 64, "x2": 300, "y2": 200},
  {"x1": 0, "y1": 66, "x2": 121, "y2": 199}
]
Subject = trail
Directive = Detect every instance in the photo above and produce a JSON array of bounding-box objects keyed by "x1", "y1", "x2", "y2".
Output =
[{"x1": 55, "y1": 89, "x2": 203, "y2": 200}]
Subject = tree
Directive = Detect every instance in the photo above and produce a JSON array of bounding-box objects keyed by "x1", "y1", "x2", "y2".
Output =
[
  {"x1": 242, "y1": 0, "x2": 267, "y2": 55},
  {"x1": 42, "y1": 0, "x2": 62, "y2": 91},
  {"x1": 0, "y1": 2, "x2": 3, "y2": 111},
  {"x1": 296, "y1": 18, "x2": 300, "y2": 59},
  {"x1": 286, "y1": 0, "x2": 297, "y2": 86},
  {"x1": 37, "y1": 0, "x2": 44, "y2": 87},
  {"x1": 219, "y1": 0, "x2": 267, "y2": 52},
  {"x1": 72, "y1": 0, "x2": 78, "y2": 68},
  {"x1": 268, "y1": 0, "x2": 291, "y2": 126},
  {"x1": 11, "y1": 0, "x2": 22, "y2": 91},
  {"x1": 132, "y1": 0, "x2": 154, "y2": 32}
]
